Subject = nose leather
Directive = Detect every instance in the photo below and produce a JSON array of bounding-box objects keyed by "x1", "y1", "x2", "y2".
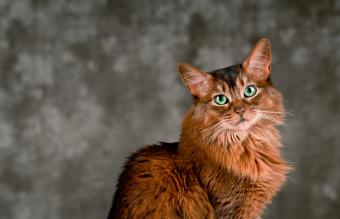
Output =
[{"x1": 234, "y1": 106, "x2": 246, "y2": 116}]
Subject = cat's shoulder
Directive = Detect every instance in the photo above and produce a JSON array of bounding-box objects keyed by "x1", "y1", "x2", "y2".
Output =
[
  {"x1": 128, "y1": 141, "x2": 179, "y2": 164},
  {"x1": 132, "y1": 141, "x2": 179, "y2": 158},
  {"x1": 119, "y1": 142, "x2": 180, "y2": 178}
]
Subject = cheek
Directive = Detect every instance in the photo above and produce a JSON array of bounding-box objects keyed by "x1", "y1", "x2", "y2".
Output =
[
  {"x1": 245, "y1": 88, "x2": 271, "y2": 108},
  {"x1": 258, "y1": 89, "x2": 282, "y2": 109},
  {"x1": 194, "y1": 104, "x2": 231, "y2": 125},
  {"x1": 259, "y1": 95, "x2": 273, "y2": 107},
  {"x1": 192, "y1": 105, "x2": 205, "y2": 120},
  {"x1": 209, "y1": 104, "x2": 231, "y2": 118},
  {"x1": 192, "y1": 104, "x2": 215, "y2": 124}
]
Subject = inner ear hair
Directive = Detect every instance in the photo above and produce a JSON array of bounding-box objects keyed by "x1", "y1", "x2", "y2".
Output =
[
  {"x1": 242, "y1": 38, "x2": 272, "y2": 81},
  {"x1": 176, "y1": 63, "x2": 213, "y2": 97}
]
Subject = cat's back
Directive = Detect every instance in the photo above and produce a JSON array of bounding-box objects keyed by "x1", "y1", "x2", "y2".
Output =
[
  {"x1": 108, "y1": 142, "x2": 215, "y2": 219},
  {"x1": 116, "y1": 142, "x2": 180, "y2": 186}
]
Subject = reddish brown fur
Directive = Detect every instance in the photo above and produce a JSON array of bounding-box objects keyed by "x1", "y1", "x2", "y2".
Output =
[{"x1": 108, "y1": 39, "x2": 290, "y2": 219}]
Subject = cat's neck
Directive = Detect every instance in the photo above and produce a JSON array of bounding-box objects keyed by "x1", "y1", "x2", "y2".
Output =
[{"x1": 178, "y1": 119, "x2": 288, "y2": 182}]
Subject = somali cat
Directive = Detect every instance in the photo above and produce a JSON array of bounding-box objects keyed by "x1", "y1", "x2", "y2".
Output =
[{"x1": 108, "y1": 39, "x2": 290, "y2": 219}]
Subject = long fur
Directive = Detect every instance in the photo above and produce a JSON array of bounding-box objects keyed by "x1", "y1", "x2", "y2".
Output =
[{"x1": 108, "y1": 39, "x2": 290, "y2": 219}]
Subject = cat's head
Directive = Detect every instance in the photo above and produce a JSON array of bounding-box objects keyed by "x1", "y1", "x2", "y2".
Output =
[{"x1": 177, "y1": 39, "x2": 284, "y2": 145}]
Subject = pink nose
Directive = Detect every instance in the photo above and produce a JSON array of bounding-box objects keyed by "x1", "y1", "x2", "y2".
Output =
[{"x1": 234, "y1": 106, "x2": 245, "y2": 116}]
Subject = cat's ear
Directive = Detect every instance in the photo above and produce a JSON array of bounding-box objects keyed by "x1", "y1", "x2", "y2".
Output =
[
  {"x1": 242, "y1": 38, "x2": 272, "y2": 81},
  {"x1": 176, "y1": 63, "x2": 213, "y2": 97}
]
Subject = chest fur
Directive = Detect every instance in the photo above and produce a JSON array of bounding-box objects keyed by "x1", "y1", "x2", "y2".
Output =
[
  {"x1": 197, "y1": 147, "x2": 287, "y2": 219},
  {"x1": 208, "y1": 175, "x2": 277, "y2": 219}
]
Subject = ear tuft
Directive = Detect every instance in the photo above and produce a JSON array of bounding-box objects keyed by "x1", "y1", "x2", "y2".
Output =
[
  {"x1": 242, "y1": 38, "x2": 272, "y2": 81},
  {"x1": 176, "y1": 63, "x2": 213, "y2": 97}
]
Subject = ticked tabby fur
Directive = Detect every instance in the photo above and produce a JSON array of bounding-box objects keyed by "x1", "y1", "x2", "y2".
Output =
[{"x1": 108, "y1": 39, "x2": 290, "y2": 219}]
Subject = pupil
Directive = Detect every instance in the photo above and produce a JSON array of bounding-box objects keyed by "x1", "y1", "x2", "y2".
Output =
[{"x1": 215, "y1": 95, "x2": 227, "y2": 104}]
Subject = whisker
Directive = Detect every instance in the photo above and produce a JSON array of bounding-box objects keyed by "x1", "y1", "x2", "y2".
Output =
[
  {"x1": 203, "y1": 121, "x2": 228, "y2": 145},
  {"x1": 201, "y1": 122, "x2": 222, "y2": 143},
  {"x1": 257, "y1": 112, "x2": 280, "y2": 121},
  {"x1": 201, "y1": 119, "x2": 225, "y2": 133},
  {"x1": 257, "y1": 114, "x2": 281, "y2": 124},
  {"x1": 257, "y1": 110, "x2": 295, "y2": 116}
]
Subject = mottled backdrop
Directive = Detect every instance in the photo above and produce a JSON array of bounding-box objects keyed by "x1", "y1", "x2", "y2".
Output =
[{"x1": 0, "y1": 0, "x2": 339, "y2": 218}]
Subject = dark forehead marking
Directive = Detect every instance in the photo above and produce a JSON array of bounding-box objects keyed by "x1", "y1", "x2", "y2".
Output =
[{"x1": 209, "y1": 64, "x2": 242, "y2": 89}]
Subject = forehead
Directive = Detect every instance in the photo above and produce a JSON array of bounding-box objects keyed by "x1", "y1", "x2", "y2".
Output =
[
  {"x1": 209, "y1": 64, "x2": 242, "y2": 88},
  {"x1": 209, "y1": 64, "x2": 249, "y2": 93}
]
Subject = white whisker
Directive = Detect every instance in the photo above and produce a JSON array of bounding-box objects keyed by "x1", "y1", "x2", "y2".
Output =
[
  {"x1": 257, "y1": 113, "x2": 281, "y2": 124},
  {"x1": 257, "y1": 110, "x2": 294, "y2": 116}
]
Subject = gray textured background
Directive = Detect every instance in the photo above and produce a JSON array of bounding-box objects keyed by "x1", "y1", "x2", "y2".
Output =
[{"x1": 0, "y1": 0, "x2": 339, "y2": 218}]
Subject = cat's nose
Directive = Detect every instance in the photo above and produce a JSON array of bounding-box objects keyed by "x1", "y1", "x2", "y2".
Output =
[{"x1": 234, "y1": 106, "x2": 246, "y2": 116}]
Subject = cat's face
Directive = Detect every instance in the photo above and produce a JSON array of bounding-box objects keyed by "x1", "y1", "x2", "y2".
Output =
[
  {"x1": 178, "y1": 39, "x2": 284, "y2": 143},
  {"x1": 195, "y1": 65, "x2": 282, "y2": 132}
]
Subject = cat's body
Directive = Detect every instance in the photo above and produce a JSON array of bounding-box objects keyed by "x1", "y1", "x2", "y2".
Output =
[{"x1": 108, "y1": 39, "x2": 290, "y2": 219}]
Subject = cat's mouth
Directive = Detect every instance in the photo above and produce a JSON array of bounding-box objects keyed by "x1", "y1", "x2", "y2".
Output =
[
  {"x1": 219, "y1": 114, "x2": 258, "y2": 131},
  {"x1": 237, "y1": 117, "x2": 246, "y2": 123},
  {"x1": 232, "y1": 117, "x2": 254, "y2": 130}
]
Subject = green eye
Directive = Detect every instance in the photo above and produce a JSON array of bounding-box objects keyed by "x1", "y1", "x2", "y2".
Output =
[
  {"x1": 214, "y1": 95, "x2": 228, "y2": 105},
  {"x1": 244, "y1": 85, "x2": 257, "y2": 98}
]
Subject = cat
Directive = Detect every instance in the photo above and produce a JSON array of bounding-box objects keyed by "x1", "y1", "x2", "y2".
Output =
[{"x1": 107, "y1": 38, "x2": 290, "y2": 219}]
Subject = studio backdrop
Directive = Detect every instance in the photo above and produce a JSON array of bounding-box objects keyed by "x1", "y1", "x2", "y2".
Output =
[{"x1": 0, "y1": 0, "x2": 339, "y2": 219}]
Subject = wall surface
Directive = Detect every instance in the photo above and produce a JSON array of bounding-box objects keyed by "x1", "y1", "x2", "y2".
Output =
[{"x1": 0, "y1": 0, "x2": 339, "y2": 218}]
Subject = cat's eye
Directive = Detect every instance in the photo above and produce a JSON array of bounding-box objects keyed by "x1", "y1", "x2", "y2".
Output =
[
  {"x1": 214, "y1": 95, "x2": 228, "y2": 105},
  {"x1": 244, "y1": 85, "x2": 257, "y2": 98}
]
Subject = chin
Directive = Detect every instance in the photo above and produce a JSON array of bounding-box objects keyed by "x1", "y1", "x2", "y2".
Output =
[
  {"x1": 230, "y1": 123, "x2": 250, "y2": 131},
  {"x1": 231, "y1": 118, "x2": 257, "y2": 131},
  {"x1": 235, "y1": 123, "x2": 250, "y2": 130}
]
